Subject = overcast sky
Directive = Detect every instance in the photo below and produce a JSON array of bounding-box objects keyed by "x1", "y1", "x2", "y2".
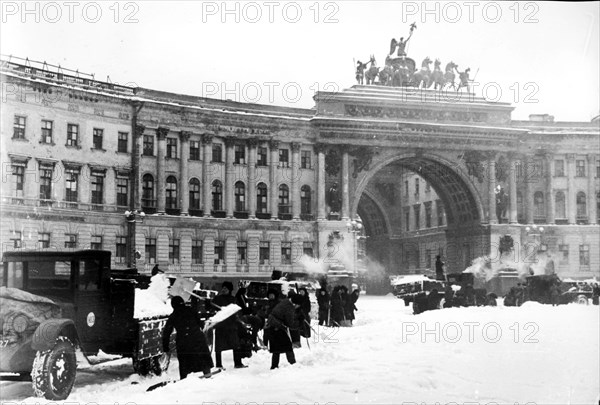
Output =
[{"x1": 2, "y1": 1, "x2": 598, "y2": 121}]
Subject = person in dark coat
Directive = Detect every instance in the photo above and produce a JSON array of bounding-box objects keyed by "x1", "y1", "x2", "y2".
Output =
[
  {"x1": 265, "y1": 294, "x2": 302, "y2": 369},
  {"x1": 162, "y1": 296, "x2": 214, "y2": 379},
  {"x1": 212, "y1": 281, "x2": 246, "y2": 369},
  {"x1": 297, "y1": 288, "x2": 312, "y2": 338},
  {"x1": 287, "y1": 291, "x2": 302, "y2": 348},
  {"x1": 435, "y1": 256, "x2": 445, "y2": 281},
  {"x1": 344, "y1": 288, "x2": 360, "y2": 324},
  {"x1": 330, "y1": 286, "x2": 345, "y2": 326},
  {"x1": 316, "y1": 287, "x2": 330, "y2": 326},
  {"x1": 235, "y1": 287, "x2": 252, "y2": 316}
]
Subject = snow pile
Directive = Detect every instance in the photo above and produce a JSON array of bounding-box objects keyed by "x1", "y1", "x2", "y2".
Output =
[
  {"x1": 464, "y1": 251, "x2": 558, "y2": 281},
  {"x1": 133, "y1": 274, "x2": 172, "y2": 319},
  {"x1": 203, "y1": 304, "x2": 241, "y2": 332}
]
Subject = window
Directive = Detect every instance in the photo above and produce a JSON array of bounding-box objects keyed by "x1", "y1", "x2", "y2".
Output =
[
  {"x1": 192, "y1": 240, "x2": 203, "y2": 265},
  {"x1": 281, "y1": 242, "x2": 292, "y2": 264},
  {"x1": 576, "y1": 192, "x2": 587, "y2": 219},
  {"x1": 167, "y1": 138, "x2": 178, "y2": 159},
  {"x1": 554, "y1": 160, "x2": 564, "y2": 177},
  {"x1": 143, "y1": 135, "x2": 154, "y2": 156},
  {"x1": 279, "y1": 148, "x2": 289, "y2": 167},
  {"x1": 597, "y1": 192, "x2": 600, "y2": 223},
  {"x1": 145, "y1": 238, "x2": 156, "y2": 264},
  {"x1": 405, "y1": 210, "x2": 410, "y2": 232},
  {"x1": 65, "y1": 234, "x2": 78, "y2": 249},
  {"x1": 39, "y1": 167, "x2": 53, "y2": 201},
  {"x1": 214, "y1": 240, "x2": 224, "y2": 265},
  {"x1": 10, "y1": 231, "x2": 22, "y2": 248},
  {"x1": 38, "y1": 232, "x2": 50, "y2": 249},
  {"x1": 115, "y1": 236, "x2": 127, "y2": 263},
  {"x1": 579, "y1": 245, "x2": 590, "y2": 266},
  {"x1": 257, "y1": 147, "x2": 267, "y2": 166},
  {"x1": 189, "y1": 178, "x2": 201, "y2": 211},
  {"x1": 93, "y1": 128, "x2": 104, "y2": 149},
  {"x1": 414, "y1": 179, "x2": 420, "y2": 196},
  {"x1": 65, "y1": 168, "x2": 79, "y2": 202},
  {"x1": 13, "y1": 115, "x2": 26, "y2": 139},
  {"x1": 91, "y1": 170, "x2": 104, "y2": 205},
  {"x1": 41, "y1": 120, "x2": 53, "y2": 143},
  {"x1": 517, "y1": 192, "x2": 524, "y2": 221},
  {"x1": 436, "y1": 200, "x2": 445, "y2": 226},
  {"x1": 212, "y1": 144, "x2": 223, "y2": 163},
  {"x1": 597, "y1": 161, "x2": 600, "y2": 178},
  {"x1": 117, "y1": 177, "x2": 129, "y2": 206},
  {"x1": 413, "y1": 204, "x2": 421, "y2": 230},
  {"x1": 235, "y1": 181, "x2": 246, "y2": 212},
  {"x1": 118, "y1": 132, "x2": 128, "y2": 153},
  {"x1": 12, "y1": 165, "x2": 24, "y2": 196},
  {"x1": 234, "y1": 144, "x2": 245, "y2": 164},
  {"x1": 190, "y1": 141, "x2": 200, "y2": 160},
  {"x1": 555, "y1": 191, "x2": 566, "y2": 219},
  {"x1": 169, "y1": 239, "x2": 180, "y2": 264},
  {"x1": 166, "y1": 176, "x2": 178, "y2": 209},
  {"x1": 237, "y1": 241, "x2": 247, "y2": 264},
  {"x1": 259, "y1": 241, "x2": 270, "y2": 265},
  {"x1": 405, "y1": 180, "x2": 409, "y2": 195},
  {"x1": 558, "y1": 244, "x2": 569, "y2": 265},
  {"x1": 533, "y1": 191, "x2": 545, "y2": 218},
  {"x1": 303, "y1": 241, "x2": 313, "y2": 257},
  {"x1": 66, "y1": 124, "x2": 79, "y2": 147},
  {"x1": 257, "y1": 183, "x2": 268, "y2": 213},
  {"x1": 278, "y1": 184, "x2": 290, "y2": 214},
  {"x1": 142, "y1": 174, "x2": 155, "y2": 208},
  {"x1": 301, "y1": 150, "x2": 311, "y2": 169},
  {"x1": 91, "y1": 235, "x2": 103, "y2": 250},
  {"x1": 575, "y1": 160, "x2": 585, "y2": 177},
  {"x1": 425, "y1": 182, "x2": 431, "y2": 193},
  {"x1": 425, "y1": 249, "x2": 432, "y2": 268},
  {"x1": 212, "y1": 180, "x2": 223, "y2": 211},
  {"x1": 424, "y1": 202, "x2": 432, "y2": 228},
  {"x1": 301, "y1": 185, "x2": 311, "y2": 216}
]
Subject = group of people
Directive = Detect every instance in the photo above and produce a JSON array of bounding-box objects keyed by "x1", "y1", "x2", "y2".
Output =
[
  {"x1": 162, "y1": 280, "x2": 318, "y2": 379},
  {"x1": 316, "y1": 284, "x2": 361, "y2": 327}
]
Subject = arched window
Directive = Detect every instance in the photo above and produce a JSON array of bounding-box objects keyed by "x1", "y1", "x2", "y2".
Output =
[
  {"x1": 597, "y1": 192, "x2": 600, "y2": 223},
  {"x1": 166, "y1": 176, "x2": 178, "y2": 210},
  {"x1": 555, "y1": 191, "x2": 566, "y2": 219},
  {"x1": 576, "y1": 192, "x2": 587, "y2": 219},
  {"x1": 189, "y1": 178, "x2": 201, "y2": 211},
  {"x1": 142, "y1": 174, "x2": 155, "y2": 209},
  {"x1": 301, "y1": 185, "x2": 311, "y2": 217},
  {"x1": 212, "y1": 180, "x2": 223, "y2": 211},
  {"x1": 534, "y1": 191, "x2": 545, "y2": 218},
  {"x1": 257, "y1": 183, "x2": 268, "y2": 214},
  {"x1": 278, "y1": 184, "x2": 290, "y2": 215},
  {"x1": 517, "y1": 191, "x2": 523, "y2": 222},
  {"x1": 235, "y1": 181, "x2": 246, "y2": 212}
]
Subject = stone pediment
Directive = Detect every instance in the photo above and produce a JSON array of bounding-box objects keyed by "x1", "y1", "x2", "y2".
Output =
[{"x1": 314, "y1": 85, "x2": 513, "y2": 125}]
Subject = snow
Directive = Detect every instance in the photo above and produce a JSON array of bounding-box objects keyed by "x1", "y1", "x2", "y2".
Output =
[
  {"x1": 133, "y1": 274, "x2": 172, "y2": 319},
  {"x1": 2, "y1": 295, "x2": 598, "y2": 404},
  {"x1": 391, "y1": 274, "x2": 435, "y2": 285},
  {"x1": 203, "y1": 304, "x2": 241, "y2": 332}
]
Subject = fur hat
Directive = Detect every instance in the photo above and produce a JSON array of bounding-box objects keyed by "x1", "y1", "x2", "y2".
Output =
[
  {"x1": 290, "y1": 294, "x2": 304, "y2": 306},
  {"x1": 222, "y1": 281, "x2": 234, "y2": 292},
  {"x1": 171, "y1": 296, "x2": 185, "y2": 308}
]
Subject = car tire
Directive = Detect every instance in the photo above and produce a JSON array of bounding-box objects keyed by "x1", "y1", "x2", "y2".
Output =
[
  {"x1": 31, "y1": 336, "x2": 77, "y2": 400},
  {"x1": 576, "y1": 294, "x2": 589, "y2": 305}
]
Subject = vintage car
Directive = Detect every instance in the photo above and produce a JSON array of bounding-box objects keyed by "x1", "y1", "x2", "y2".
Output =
[{"x1": 391, "y1": 274, "x2": 445, "y2": 306}]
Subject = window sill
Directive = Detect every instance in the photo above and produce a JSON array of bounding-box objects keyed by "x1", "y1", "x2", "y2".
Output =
[
  {"x1": 12, "y1": 137, "x2": 28, "y2": 142},
  {"x1": 116, "y1": 151, "x2": 130, "y2": 155},
  {"x1": 65, "y1": 145, "x2": 82, "y2": 150},
  {"x1": 40, "y1": 141, "x2": 56, "y2": 146},
  {"x1": 142, "y1": 153, "x2": 155, "y2": 157},
  {"x1": 166, "y1": 157, "x2": 179, "y2": 161},
  {"x1": 91, "y1": 148, "x2": 107, "y2": 152}
]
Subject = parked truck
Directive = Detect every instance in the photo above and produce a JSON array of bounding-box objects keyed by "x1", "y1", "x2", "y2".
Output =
[{"x1": 0, "y1": 250, "x2": 173, "y2": 400}]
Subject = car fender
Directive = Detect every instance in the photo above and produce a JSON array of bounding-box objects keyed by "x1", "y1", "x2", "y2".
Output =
[{"x1": 31, "y1": 319, "x2": 79, "y2": 352}]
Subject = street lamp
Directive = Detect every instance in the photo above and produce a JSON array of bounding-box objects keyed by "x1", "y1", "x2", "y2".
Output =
[
  {"x1": 525, "y1": 224, "x2": 546, "y2": 252},
  {"x1": 124, "y1": 210, "x2": 145, "y2": 267}
]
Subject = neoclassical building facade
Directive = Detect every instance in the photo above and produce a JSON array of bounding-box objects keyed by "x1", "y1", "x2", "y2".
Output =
[{"x1": 1, "y1": 58, "x2": 598, "y2": 285}]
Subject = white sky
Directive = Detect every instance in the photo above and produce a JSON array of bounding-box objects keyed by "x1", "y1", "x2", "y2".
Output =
[{"x1": 1, "y1": 1, "x2": 599, "y2": 121}]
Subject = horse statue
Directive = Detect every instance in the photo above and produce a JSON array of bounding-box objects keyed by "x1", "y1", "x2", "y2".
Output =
[
  {"x1": 392, "y1": 58, "x2": 412, "y2": 87},
  {"x1": 364, "y1": 55, "x2": 380, "y2": 85},
  {"x1": 443, "y1": 61, "x2": 458, "y2": 90},
  {"x1": 378, "y1": 60, "x2": 393, "y2": 86},
  {"x1": 411, "y1": 57, "x2": 432, "y2": 88},
  {"x1": 430, "y1": 59, "x2": 444, "y2": 90}
]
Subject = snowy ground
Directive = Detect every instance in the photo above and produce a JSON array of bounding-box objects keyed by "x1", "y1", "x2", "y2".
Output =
[{"x1": 2, "y1": 295, "x2": 599, "y2": 404}]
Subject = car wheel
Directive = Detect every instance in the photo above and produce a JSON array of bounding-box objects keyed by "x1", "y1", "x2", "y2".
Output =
[
  {"x1": 576, "y1": 295, "x2": 589, "y2": 305},
  {"x1": 151, "y1": 352, "x2": 171, "y2": 375},
  {"x1": 132, "y1": 356, "x2": 152, "y2": 376},
  {"x1": 31, "y1": 336, "x2": 77, "y2": 400}
]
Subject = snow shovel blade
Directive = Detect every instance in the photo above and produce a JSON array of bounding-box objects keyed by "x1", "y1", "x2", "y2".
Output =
[{"x1": 146, "y1": 368, "x2": 222, "y2": 391}]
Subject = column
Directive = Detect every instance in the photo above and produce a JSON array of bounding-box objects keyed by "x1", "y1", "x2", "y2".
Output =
[
  {"x1": 132, "y1": 124, "x2": 145, "y2": 210},
  {"x1": 341, "y1": 148, "x2": 350, "y2": 221},
  {"x1": 525, "y1": 155, "x2": 534, "y2": 224},
  {"x1": 316, "y1": 144, "x2": 326, "y2": 220},
  {"x1": 156, "y1": 127, "x2": 169, "y2": 214},
  {"x1": 566, "y1": 154, "x2": 576, "y2": 224},
  {"x1": 225, "y1": 138, "x2": 235, "y2": 218},
  {"x1": 291, "y1": 142, "x2": 301, "y2": 220},
  {"x1": 508, "y1": 155, "x2": 518, "y2": 224},
  {"x1": 545, "y1": 154, "x2": 555, "y2": 224},
  {"x1": 247, "y1": 139, "x2": 258, "y2": 219},
  {"x1": 487, "y1": 154, "x2": 497, "y2": 224},
  {"x1": 179, "y1": 131, "x2": 191, "y2": 216},
  {"x1": 202, "y1": 134, "x2": 212, "y2": 217},
  {"x1": 269, "y1": 139, "x2": 279, "y2": 218},
  {"x1": 587, "y1": 154, "x2": 597, "y2": 223}
]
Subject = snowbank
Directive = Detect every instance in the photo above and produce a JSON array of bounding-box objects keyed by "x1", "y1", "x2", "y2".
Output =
[{"x1": 133, "y1": 274, "x2": 172, "y2": 319}]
